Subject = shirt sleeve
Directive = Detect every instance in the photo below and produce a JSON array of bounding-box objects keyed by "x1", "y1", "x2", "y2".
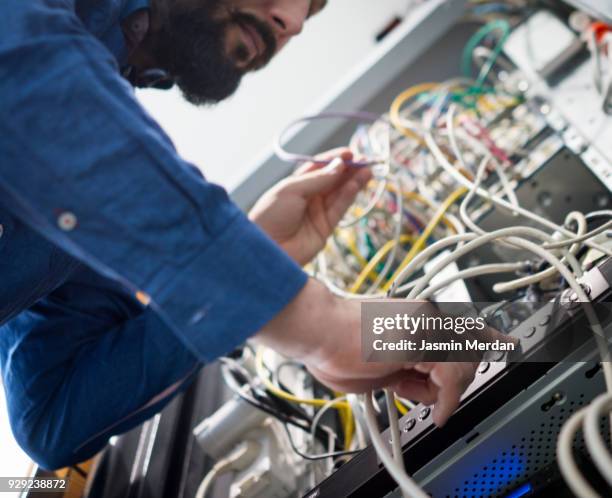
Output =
[
  {"x1": 0, "y1": 0, "x2": 308, "y2": 362},
  {"x1": 1, "y1": 268, "x2": 202, "y2": 469}
]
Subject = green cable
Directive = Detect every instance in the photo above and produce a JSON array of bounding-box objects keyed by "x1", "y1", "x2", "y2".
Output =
[{"x1": 461, "y1": 20, "x2": 511, "y2": 87}]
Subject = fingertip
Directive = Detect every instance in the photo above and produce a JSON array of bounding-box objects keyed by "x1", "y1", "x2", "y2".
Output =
[
  {"x1": 357, "y1": 167, "x2": 373, "y2": 183},
  {"x1": 432, "y1": 388, "x2": 460, "y2": 427},
  {"x1": 340, "y1": 149, "x2": 354, "y2": 161},
  {"x1": 344, "y1": 179, "x2": 362, "y2": 198},
  {"x1": 323, "y1": 158, "x2": 347, "y2": 175},
  {"x1": 430, "y1": 367, "x2": 443, "y2": 388},
  {"x1": 415, "y1": 363, "x2": 434, "y2": 374},
  {"x1": 432, "y1": 406, "x2": 450, "y2": 427}
]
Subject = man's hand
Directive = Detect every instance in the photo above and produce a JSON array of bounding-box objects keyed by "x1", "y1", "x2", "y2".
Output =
[
  {"x1": 249, "y1": 149, "x2": 372, "y2": 266},
  {"x1": 255, "y1": 279, "x2": 482, "y2": 427}
]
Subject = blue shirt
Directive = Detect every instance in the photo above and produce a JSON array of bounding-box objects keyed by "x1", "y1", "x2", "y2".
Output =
[{"x1": 0, "y1": 0, "x2": 308, "y2": 469}]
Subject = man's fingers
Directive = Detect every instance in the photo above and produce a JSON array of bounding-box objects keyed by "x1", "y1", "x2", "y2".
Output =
[
  {"x1": 325, "y1": 168, "x2": 372, "y2": 227},
  {"x1": 391, "y1": 370, "x2": 439, "y2": 406},
  {"x1": 429, "y1": 362, "x2": 477, "y2": 427},
  {"x1": 293, "y1": 148, "x2": 353, "y2": 176},
  {"x1": 283, "y1": 158, "x2": 349, "y2": 196},
  {"x1": 414, "y1": 362, "x2": 435, "y2": 375}
]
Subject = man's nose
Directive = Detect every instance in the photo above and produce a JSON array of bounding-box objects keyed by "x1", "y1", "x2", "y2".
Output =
[{"x1": 267, "y1": 0, "x2": 308, "y2": 38}]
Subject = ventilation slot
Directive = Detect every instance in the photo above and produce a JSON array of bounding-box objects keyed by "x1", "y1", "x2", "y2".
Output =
[{"x1": 441, "y1": 393, "x2": 611, "y2": 498}]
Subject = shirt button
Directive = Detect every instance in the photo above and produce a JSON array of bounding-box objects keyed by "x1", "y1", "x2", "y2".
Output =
[{"x1": 58, "y1": 212, "x2": 77, "y2": 231}]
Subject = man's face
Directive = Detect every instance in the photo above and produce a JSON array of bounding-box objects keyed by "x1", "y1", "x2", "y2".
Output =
[{"x1": 153, "y1": 0, "x2": 326, "y2": 105}]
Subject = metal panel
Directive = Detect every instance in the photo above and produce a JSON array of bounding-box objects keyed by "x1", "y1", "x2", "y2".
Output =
[
  {"x1": 417, "y1": 351, "x2": 608, "y2": 497},
  {"x1": 503, "y1": 11, "x2": 612, "y2": 195}
]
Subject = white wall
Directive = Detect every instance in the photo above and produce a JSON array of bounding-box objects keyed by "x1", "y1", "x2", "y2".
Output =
[
  {"x1": 137, "y1": 0, "x2": 410, "y2": 191},
  {"x1": 0, "y1": 383, "x2": 31, "y2": 497}
]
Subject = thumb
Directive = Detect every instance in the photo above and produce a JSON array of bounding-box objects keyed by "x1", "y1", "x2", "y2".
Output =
[{"x1": 283, "y1": 158, "x2": 347, "y2": 197}]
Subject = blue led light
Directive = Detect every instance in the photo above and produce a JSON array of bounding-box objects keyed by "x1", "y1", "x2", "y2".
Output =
[{"x1": 504, "y1": 483, "x2": 532, "y2": 498}]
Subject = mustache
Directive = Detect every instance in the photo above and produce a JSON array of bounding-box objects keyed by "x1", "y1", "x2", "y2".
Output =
[{"x1": 229, "y1": 11, "x2": 277, "y2": 71}]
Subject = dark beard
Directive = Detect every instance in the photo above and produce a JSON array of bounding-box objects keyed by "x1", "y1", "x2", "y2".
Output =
[{"x1": 154, "y1": 4, "x2": 277, "y2": 105}]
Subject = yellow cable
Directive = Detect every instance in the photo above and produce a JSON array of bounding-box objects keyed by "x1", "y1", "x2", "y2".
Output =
[
  {"x1": 343, "y1": 405, "x2": 355, "y2": 451},
  {"x1": 394, "y1": 399, "x2": 409, "y2": 416},
  {"x1": 385, "y1": 186, "x2": 458, "y2": 233},
  {"x1": 340, "y1": 230, "x2": 381, "y2": 285},
  {"x1": 398, "y1": 397, "x2": 416, "y2": 410},
  {"x1": 342, "y1": 231, "x2": 368, "y2": 268},
  {"x1": 332, "y1": 391, "x2": 355, "y2": 451},
  {"x1": 390, "y1": 82, "x2": 476, "y2": 182},
  {"x1": 382, "y1": 187, "x2": 468, "y2": 292},
  {"x1": 389, "y1": 83, "x2": 439, "y2": 143},
  {"x1": 477, "y1": 94, "x2": 497, "y2": 113},
  {"x1": 334, "y1": 391, "x2": 348, "y2": 429},
  {"x1": 350, "y1": 235, "x2": 414, "y2": 293},
  {"x1": 255, "y1": 348, "x2": 350, "y2": 410}
]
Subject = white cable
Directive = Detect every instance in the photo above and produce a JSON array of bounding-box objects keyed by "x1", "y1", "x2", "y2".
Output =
[
  {"x1": 388, "y1": 234, "x2": 477, "y2": 296},
  {"x1": 365, "y1": 176, "x2": 405, "y2": 293},
  {"x1": 490, "y1": 158, "x2": 520, "y2": 211},
  {"x1": 347, "y1": 394, "x2": 369, "y2": 446},
  {"x1": 417, "y1": 262, "x2": 528, "y2": 300},
  {"x1": 401, "y1": 228, "x2": 612, "y2": 497},
  {"x1": 424, "y1": 128, "x2": 612, "y2": 256},
  {"x1": 195, "y1": 468, "x2": 219, "y2": 498},
  {"x1": 310, "y1": 396, "x2": 346, "y2": 448},
  {"x1": 195, "y1": 440, "x2": 260, "y2": 498},
  {"x1": 311, "y1": 75, "x2": 612, "y2": 497},
  {"x1": 364, "y1": 394, "x2": 429, "y2": 498},
  {"x1": 385, "y1": 389, "x2": 408, "y2": 498},
  {"x1": 398, "y1": 227, "x2": 612, "y2": 496},
  {"x1": 459, "y1": 153, "x2": 495, "y2": 236},
  {"x1": 385, "y1": 392, "x2": 403, "y2": 461},
  {"x1": 457, "y1": 158, "x2": 586, "y2": 287},
  {"x1": 543, "y1": 220, "x2": 612, "y2": 250},
  {"x1": 493, "y1": 211, "x2": 588, "y2": 293},
  {"x1": 558, "y1": 383, "x2": 612, "y2": 498},
  {"x1": 556, "y1": 407, "x2": 599, "y2": 498},
  {"x1": 447, "y1": 233, "x2": 612, "y2": 498},
  {"x1": 339, "y1": 162, "x2": 390, "y2": 229},
  {"x1": 321, "y1": 276, "x2": 386, "y2": 300},
  {"x1": 407, "y1": 229, "x2": 611, "y2": 375},
  {"x1": 406, "y1": 227, "x2": 568, "y2": 299},
  {"x1": 583, "y1": 393, "x2": 612, "y2": 489},
  {"x1": 389, "y1": 199, "x2": 588, "y2": 298},
  {"x1": 446, "y1": 106, "x2": 520, "y2": 211}
]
